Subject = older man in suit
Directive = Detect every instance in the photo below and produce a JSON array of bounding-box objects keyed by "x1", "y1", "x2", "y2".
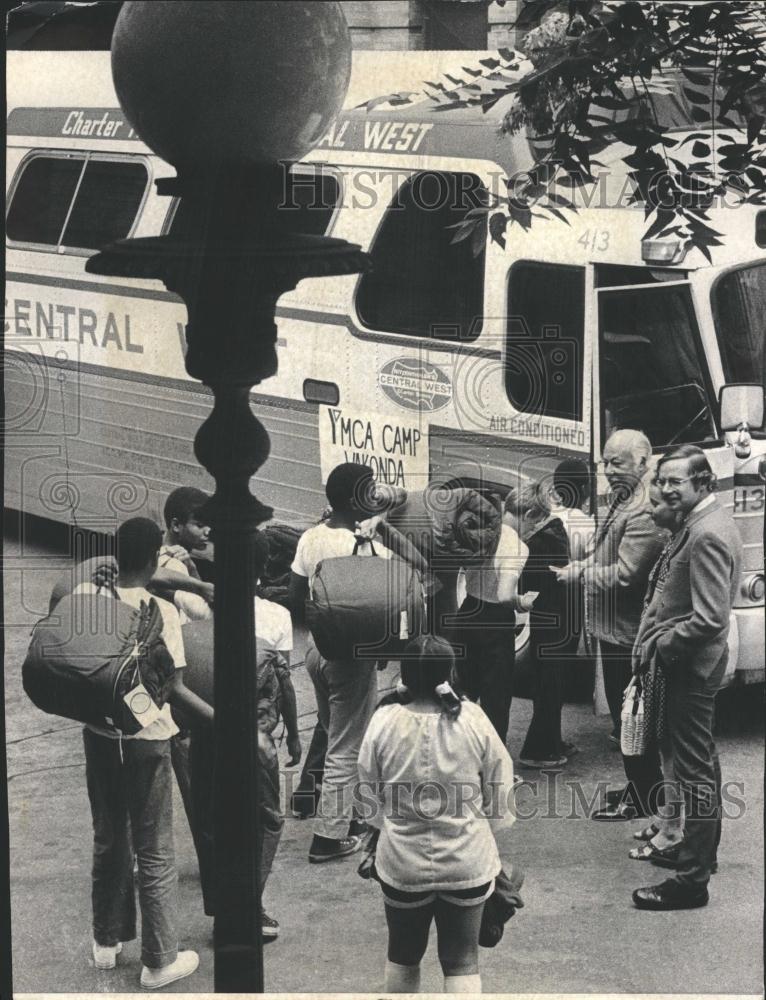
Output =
[
  {"x1": 554, "y1": 429, "x2": 667, "y2": 819},
  {"x1": 632, "y1": 445, "x2": 742, "y2": 910}
]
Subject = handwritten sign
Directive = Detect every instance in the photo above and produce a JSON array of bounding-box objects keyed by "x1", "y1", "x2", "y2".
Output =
[{"x1": 319, "y1": 405, "x2": 428, "y2": 489}]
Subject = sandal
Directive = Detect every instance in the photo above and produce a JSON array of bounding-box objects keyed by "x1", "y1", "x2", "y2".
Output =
[
  {"x1": 629, "y1": 841, "x2": 684, "y2": 864},
  {"x1": 632, "y1": 822, "x2": 660, "y2": 842}
]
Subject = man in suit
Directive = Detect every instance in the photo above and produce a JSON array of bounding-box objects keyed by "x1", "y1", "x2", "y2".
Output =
[
  {"x1": 632, "y1": 445, "x2": 742, "y2": 910},
  {"x1": 553, "y1": 429, "x2": 667, "y2": 819}
]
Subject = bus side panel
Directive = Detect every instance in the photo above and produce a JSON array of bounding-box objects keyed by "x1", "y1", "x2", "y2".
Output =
[
  {"x1": 429, "y1": 425, "x2": 587, "y2": 492},
  {"x1": 5, "y1": 359, "x2": 324, "y2": 529}
]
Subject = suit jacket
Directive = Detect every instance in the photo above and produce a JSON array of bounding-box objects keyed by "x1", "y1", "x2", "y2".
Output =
[
  {"x1": 583, "y1": 485, "x2": 668, "y2": 648},
  {"x1": 635, "y1": 497, "x2": 742, "y2": 686}
]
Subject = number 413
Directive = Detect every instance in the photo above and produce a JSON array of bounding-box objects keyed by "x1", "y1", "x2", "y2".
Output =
[{"x1": 578, "y1": 229, "x2": 610, "y2": 252}]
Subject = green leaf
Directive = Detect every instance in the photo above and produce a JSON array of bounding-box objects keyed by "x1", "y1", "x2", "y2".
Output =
[
  {"x1": 546, "y1": 206, "x2": 572, "y2": 226},
  {"x1": 691, "y1": 105, "x2": 712, "y2": 122},
  {"x1": 679, "y1": 132, "x2": 713, "y2": 146},
  {"x1": 489, "y1": 212, "x2": 508, "y2": 248},
  {"x1": 692, "y1": 240, "x2": 713, "y2": 264},
  {"x1": 748, "y1": 115, "x2": 764, "y2": 144},
  {"x1": 683, "y1": 87, "x2": 710, "y2": 106},
  {"x1": 681, "y1": 67, "x2": 712, "y2": 87}
]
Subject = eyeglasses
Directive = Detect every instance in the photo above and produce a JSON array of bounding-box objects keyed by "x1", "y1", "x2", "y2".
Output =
[{"x1": 654, "y1": 476, "x2": 694, "y2": 489}]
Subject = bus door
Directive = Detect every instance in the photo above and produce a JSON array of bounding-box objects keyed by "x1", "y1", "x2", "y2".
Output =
[{"x1": 594, "y1": 269, "x2": 738, "y2": 675}]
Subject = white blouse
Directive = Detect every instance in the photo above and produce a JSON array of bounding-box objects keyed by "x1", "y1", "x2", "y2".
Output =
[{"x1": 357, "y1": 700, "x2": 515, "y2": 892}]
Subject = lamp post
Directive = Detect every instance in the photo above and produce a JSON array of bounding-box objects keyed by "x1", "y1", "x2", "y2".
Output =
[{"x1": 86, "y1": 2, "x2": 368, "y2": 991}]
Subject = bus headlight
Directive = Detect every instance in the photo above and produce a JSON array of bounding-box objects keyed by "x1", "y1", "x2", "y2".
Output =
[
  {"x1": 742, "y1": 573, "x2": 765, "y2": 603},
  {"x1": 759, "y1": 456, "x2": 766, "y2": 482}
]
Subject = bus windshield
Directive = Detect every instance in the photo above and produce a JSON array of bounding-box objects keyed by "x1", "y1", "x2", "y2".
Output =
[
  {"x1": 711, "y1": 262, "x2": 766, "y2": 392},
  {"x1": 598, "y1": 282, "x2": 717, "y2": 448}
]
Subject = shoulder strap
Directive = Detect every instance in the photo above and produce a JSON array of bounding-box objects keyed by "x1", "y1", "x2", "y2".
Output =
[{"x1": 353, "y1": 536, "x2": 378, "y2": 557}]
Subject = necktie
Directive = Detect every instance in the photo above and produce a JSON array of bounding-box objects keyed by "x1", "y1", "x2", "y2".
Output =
[{"x1": 642, "y1": 527, "x2": 687, "y2": 616}]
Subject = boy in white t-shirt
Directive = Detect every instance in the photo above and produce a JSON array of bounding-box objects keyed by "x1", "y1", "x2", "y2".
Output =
[
  {"x1": 289, "y1": 462, "x2": 426, "y2": 865},
  {"x1": 157, "y1": 487, "x2": 215, "y2": 623},
  {"x1": 79, "y1": 518, "x2": 213, "y2": 990}
]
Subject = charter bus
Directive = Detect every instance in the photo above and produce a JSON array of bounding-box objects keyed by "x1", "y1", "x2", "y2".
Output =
[{"x1": 5, "y1": 52, "x2": 765, "y2": 683}]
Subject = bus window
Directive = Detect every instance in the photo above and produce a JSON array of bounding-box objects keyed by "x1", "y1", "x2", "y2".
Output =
[
  {"x1": 711, "y1": 262, "x2": 766, "y2": 391},
  {"x1": 62, "y1": 159, "x2": 148, "y2": 250},
  {"x1": 356, "y1": 171, "x2": 486, "y2": 342},
  {"x1": 505, "y1": 262, "x2": 585, "y2": 421},
  {"x1": 599, "y1": 283, "x2": 717, "y2": 448},
  {"x1": 165, "y1": 167, "x2": 340, "y2": 238},
  {"x1": 6, "y1": 153, "x2": 148, "y2": 252},
  {"x1": 6, "y1": 155, "x2": 83, "y2": 246}
]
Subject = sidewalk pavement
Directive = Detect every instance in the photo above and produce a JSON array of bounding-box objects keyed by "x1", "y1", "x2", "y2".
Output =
[{"x1": 4, "y1": 533, "x2": 764, "y2": 995}]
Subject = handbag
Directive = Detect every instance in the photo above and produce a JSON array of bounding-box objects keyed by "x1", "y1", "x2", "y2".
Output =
[{"x1": 620, "y1": 675, "x2": 646, "y2": 756}]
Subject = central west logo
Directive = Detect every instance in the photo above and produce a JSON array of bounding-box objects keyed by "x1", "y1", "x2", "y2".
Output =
[{"x1": 378, "y1": 357, "x2": 452, "y2": 412}]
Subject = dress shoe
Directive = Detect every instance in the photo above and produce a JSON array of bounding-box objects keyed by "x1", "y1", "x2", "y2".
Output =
[
  {"x1": 632, "y1": 879, "x2": 708, "y2": 910},
  {"x1": 592, "y1": 802, "x2": 644, "y2": 822}
]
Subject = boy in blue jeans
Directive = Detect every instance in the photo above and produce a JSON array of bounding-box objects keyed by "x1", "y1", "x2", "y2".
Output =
[{"x1": 79, "y1": 518, "x2": 213, "y2": 989}]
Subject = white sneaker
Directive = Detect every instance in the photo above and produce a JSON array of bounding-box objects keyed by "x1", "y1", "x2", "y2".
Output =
[
  {"x1": 140, "y1": 950, "x2": 199, "y2": 990},
  {"x1": 92, "y1": 940, "x2": 122, "y2": 970}
]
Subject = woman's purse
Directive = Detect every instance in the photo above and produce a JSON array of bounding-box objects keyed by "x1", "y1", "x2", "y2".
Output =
[{"x1": 620, "y1": 675, "x2": 646, "y2": 756}]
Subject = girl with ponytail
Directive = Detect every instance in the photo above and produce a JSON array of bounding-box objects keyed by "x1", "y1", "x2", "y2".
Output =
[{"x1": 358, "y1": 635, "x2": 516, "y2": 994}]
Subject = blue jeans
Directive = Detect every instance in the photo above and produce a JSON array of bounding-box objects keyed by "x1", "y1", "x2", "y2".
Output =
[{"x1": 83, "y1": 729, "x2": 178, "y2": 969}]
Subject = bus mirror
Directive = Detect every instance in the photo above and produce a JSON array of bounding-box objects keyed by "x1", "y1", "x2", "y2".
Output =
[{"x1": 719, "y1": 383, "x2": 765, "y2": 432}]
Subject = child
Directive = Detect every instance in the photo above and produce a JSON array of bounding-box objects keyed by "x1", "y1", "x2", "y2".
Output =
[
  {"x1": 358, "y1": 635, "x2": 515, "y2": 994},
  {"x1": 188, "y1": 529, "x2": 301, "y2": 939},
  {"x1": 157, "y1": 487, "x2": 215, "y2": 623},
  {"x1": 77, "y1": 517, "x2": 213, "y2": 989},
  {"x1": 289, "y1": 462, "x2": 425, "y2": 864}
]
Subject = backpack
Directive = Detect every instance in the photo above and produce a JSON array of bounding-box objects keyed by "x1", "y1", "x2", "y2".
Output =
[
  {"x1": 22, "y1": 592, "x2": 174, "y2": 735},
  {"x1": 305, "y1": 539, "x2": 425, "y2": 661}
]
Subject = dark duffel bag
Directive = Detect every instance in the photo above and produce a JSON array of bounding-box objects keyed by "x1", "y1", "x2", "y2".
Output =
[
  {"x1": 22, "y1": 592, "x2": 173, "y2": 735},
  {"x1": 305, "y1": 540, "x2": 425, "y2": 661},
  {"x1": 181, "y1": 619, "x2": 290, "y2": 738}
]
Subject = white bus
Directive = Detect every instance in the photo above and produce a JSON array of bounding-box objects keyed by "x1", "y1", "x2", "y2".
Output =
[{"x1": 6, "y1": 52, "x2": 765, "y2": 682}]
